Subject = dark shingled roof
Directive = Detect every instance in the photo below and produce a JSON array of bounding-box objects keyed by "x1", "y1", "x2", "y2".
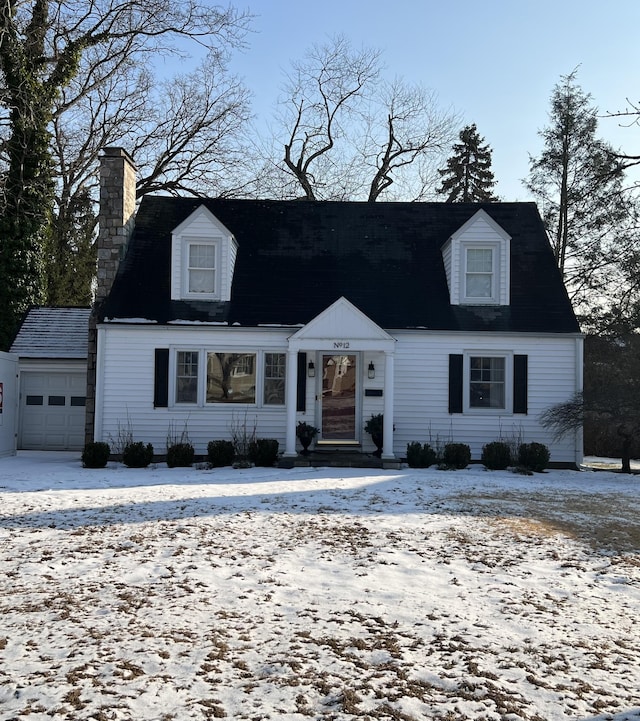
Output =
[{"x1": 100, "y1": 198, "x2": 580, "y2": 334}]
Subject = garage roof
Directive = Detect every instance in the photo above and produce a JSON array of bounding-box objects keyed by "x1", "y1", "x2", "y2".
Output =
[{"x1": 10, "y1": 307, "x2": 91, "y2": 359}]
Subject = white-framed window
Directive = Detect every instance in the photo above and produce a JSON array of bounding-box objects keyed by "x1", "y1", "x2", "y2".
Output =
[
  {"x1": 264, "y1": 353, "x2": 286, "y2": 405},
  {"x1": 171, "y1": 349, "x2": 287, "y2": 407},
  {"x1": 465, "y1": 247, "x2": 494, "y2": 299},
  {"x1": 463, "y1": 244, "x2": 500, "y2": 303},
  {"x1": 466, "y1": 354, "x2": 508, "y2": 411},
  {"x1": 176, "y1": 350, "x2": 199, "y2": 404},
  {"x1": 450, "y1": 352, "x2": 527, "y2": 415},
  {"x1": 185, "y1": 240, "x2": 218, "y2": 297}
]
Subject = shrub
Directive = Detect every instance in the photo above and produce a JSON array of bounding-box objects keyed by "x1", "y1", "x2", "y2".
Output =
[
  {"x1": 230, "y1": 412, "x2": 257, "y2": 463},
  {"x1": 518, "y1": 442, "x2": 550, "y2": 473},
  {"x1": 481, "y1": 441, "x2": 512, "y2": 470},
  {"x1": 122, "y1": 441, "x2": 154, "y2": 468},
  {"x1": 442, "y1": 442, "x2": 471, "y2": 469},
  {"x1": 166, "y1": 442, "x2": 195, "y2": 468},
  {"x1": 82, "y1": 441, "x2": 110, "y2": 469},
  {"x1": 249, "y1": 438, "x2": 279, "y2": 467},
  {"x1": 207, "y1": 440, "x2": 235, "y2": 467},
  {"x1": 406, "y1": 441, "x2": 437, "y2": 468}
]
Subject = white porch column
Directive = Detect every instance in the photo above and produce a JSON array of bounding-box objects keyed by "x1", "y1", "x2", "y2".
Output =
[
  {"x1": 382, "y1": 350, "x2": 395, "y2": 459},
  {"x1": 284, "y1": 349, "x2": 299, "y2": 457}
]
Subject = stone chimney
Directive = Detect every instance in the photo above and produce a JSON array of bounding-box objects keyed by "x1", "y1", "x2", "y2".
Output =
[
  {"x1": 95, "y1": 146, "x2": 137, "y2": 302},
  {"x1": 86, "y1": 147, "x2": 136, "y2": 446}
]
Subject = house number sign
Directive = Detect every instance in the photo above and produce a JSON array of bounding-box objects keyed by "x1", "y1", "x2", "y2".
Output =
[{"x1": 333, "y1": 341, "x2": 350, "y2": 349}]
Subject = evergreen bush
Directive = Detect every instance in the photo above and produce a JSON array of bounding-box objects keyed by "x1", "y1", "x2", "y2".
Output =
[
  {"x1": 82, "y1": 441, "x2": 110, "y2": 469},
  {"x1": 442, "y1": 442, "x2": 471, "y2": 469},
  {"x1": 481, "y1": 441, "x2": 512, "y2": 470},
  {"x1": 207, "y1": 440, "x2": 235, "y2": 467},
  {"x1": 122, "y1": 441, "x2": 154, "y2": 468},
  {"x1": 249, "y1": 438, "x2": 279, "y2": 467},
  {"x1": 518, "y1": 442, "x2": 550, "y2": 472},
  {"x1": 406, "y1": 441, "x2": 437, "y2": 468},
  {"x1": 166, "y1": 442, "x2": 195, "y2": 468}
]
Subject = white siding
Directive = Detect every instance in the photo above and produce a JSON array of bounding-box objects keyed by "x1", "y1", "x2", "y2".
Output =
[
  {"x1": 97, "y1": 326, "x2": 291, "y2": 454},
  {"x1": 441, "y1": 240, "x2": 453, "y2": 301},
  {"x1": 392, "y1": 331, "x2": 581, "y2": 464},
  {"x1": 97, "y1": 325, "x2": 582, "y2": 464},
  {"x1": 0, "y1": 351, "x2": 18, "y2": 457}
]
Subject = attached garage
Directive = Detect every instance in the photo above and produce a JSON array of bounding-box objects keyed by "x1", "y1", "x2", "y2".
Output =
[
  {"x1": 18, "y1": 364, "x2": 87, "y2": 450},
  {"x1": 10, "y1": 307, "x2": 90, "y2": 451}
]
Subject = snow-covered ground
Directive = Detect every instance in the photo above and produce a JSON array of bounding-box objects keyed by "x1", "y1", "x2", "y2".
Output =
[{"x1": 1, "y1": 452, "x2": 639, "y2": 721}]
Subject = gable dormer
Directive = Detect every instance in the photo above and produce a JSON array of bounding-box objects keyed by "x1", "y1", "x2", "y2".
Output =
[
  {"x1": 170, "y1": 205, "x2": 238, "y2": 302},
  {"x1": 441, "y1": 209, "x2": 511, "y2": 306}
]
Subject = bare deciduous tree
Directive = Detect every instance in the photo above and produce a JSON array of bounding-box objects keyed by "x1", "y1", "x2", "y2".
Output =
[
  {"x1": 272, "y1": 35, "x2": 457, "y2": 202},
  {"x1": 281, "y1": 35, "x2": 380, "y2": 200},
  {"x1": 364, "y1": 79, "x2": 457, "y2": 201},
  {"x1": 44, "y1": 47, "x2": 252, "y2": 304}
]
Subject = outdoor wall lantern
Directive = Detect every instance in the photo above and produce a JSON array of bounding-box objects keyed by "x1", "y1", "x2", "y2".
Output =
[
  {"x1": 368, "y1": 362, "x2": 376, "y2": 379},
  {"x1": 308, "y1": 360, "x2": 316, "y2": 378}
]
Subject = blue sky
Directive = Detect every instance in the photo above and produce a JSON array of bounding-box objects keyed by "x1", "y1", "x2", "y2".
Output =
[{"x1": 222, "y1": 0, "x2": 640, "y2": 200}]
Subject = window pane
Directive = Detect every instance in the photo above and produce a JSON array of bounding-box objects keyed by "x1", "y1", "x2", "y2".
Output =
[
  {"x1": 470, "y1": 357, "x2": 505, "y2": 408},
  {"x1": 264, "y1": 352, "x2": 286, "y2": 405},
  {"x1": 189, "y1": 269, "x2": 215, "y2": 293},
  {"x1": 188, "y1": 243, "x2": 215, "y2": 294},
  {"x1": 467, "y1": 248, "x2": 493, "y2": 272},
  {"x1": 189, "y1": 244, "x2": 215, "y2": 268},
  {"x1": 207, "y1": 352, "x2": 256, "y2": 403},
  {"x1": 26, "y1": 395, "x2": 43, "y2": 406},
  {"x1": 70, "y1": 396, "x2": 86, "y2": 407},
  {"x1": 176, "y1": 351, "x2": 198, "y2": 403},
  {"x1": 48, "y1": 395, "x2": 65, "y2": 406},
  {"x1": 466, "y1": 274, "x2": 492, "y2": 297}
]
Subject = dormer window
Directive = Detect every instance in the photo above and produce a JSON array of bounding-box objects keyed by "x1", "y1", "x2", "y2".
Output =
[
  {"x1": 171, "y1": 205, "x2": 238, "y2": 302},
  {"x1": 464, "y1": 245, "x2": 498, "y2": 302},
  {"x1": 441, "y1": 209, "x2": 511, "y2": 307},
  {"x1": 186, "y1": 241, "x2": 217, "y2": 296}
]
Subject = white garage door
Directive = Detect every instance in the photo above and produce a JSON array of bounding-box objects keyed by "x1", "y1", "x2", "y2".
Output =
[{"x1": 19, "y1": 371, "x2": 86, "y2": 450}]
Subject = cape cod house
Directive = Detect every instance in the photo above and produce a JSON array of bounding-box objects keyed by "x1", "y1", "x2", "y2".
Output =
[{"x1": 86, "y1": 148, "x2": 583, "y2": 466}]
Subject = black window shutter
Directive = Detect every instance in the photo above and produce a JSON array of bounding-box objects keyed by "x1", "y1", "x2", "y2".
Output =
[
  {"x1": 513, "y1": 354, "x2": 528, "y2": 414},
  {"x1": 296, "y1": 352, "x2": 306, "y2": 412},
  {"x1": 448, "y1": 354, "x2": 463, "y2": 413},
  {"x1": 154, "y1": 349, "x2": 169, "y2": 408}
]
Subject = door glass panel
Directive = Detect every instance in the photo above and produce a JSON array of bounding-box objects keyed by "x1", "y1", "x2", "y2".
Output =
[{"x1": 321, "y1": 355, "x2": 357, "y2": 440}]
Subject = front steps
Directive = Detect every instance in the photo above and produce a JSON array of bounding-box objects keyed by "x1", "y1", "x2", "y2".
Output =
[{"x1": 278, "y1": 448, "x2": 401, "y2": 469}]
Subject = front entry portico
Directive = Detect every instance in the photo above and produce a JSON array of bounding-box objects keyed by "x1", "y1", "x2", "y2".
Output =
[{"x1": 283, "y1": 298, "x2": 396, "y2": 459}]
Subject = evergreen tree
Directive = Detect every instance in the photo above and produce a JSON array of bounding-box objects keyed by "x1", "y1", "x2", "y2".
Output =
[
  {"x1": 437, "y1": 123, "x2": 498, "y2": 202},
  {"x1": 525, "y1": 71, "x2": 637, "y2": 322}
]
